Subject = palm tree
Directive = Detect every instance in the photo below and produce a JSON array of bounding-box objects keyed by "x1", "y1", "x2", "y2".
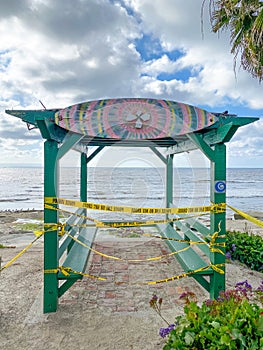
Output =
[{"x1": 203, "y1": 0, "x2": 263, "y2": 82}]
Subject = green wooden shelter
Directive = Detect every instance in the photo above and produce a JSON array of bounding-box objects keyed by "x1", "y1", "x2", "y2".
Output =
[{"x1": 6, "y1": 98, "x2": 258, "y2": 313}]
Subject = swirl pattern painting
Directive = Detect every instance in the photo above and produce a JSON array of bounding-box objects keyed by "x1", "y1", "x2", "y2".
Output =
[{"x1": 54, "y1": 98, "x2": 217, "y2": 139}]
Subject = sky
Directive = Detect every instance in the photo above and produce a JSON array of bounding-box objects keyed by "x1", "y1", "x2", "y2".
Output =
[{"x1": 0, "y1": 0, "x2": 262, "y2": 168}]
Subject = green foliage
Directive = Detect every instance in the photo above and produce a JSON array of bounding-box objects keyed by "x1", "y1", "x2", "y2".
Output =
[
  {"x1": 14, "y1": 222, "x2": 43, "y2": 232},
  {"x1": 0, "y1": 243, "x2": 6, "y2": 248},
  {"x1": 226, "y1": 231, "x2": 263, "y2": 271},
  {"x1": 203, "y1": 0, "x2": 263, "y2": 81},
  {"x1": 162, "y1": 287, "x2": 263, "y2": 349}
]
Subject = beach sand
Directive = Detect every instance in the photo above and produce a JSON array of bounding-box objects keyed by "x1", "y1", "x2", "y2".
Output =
[{"x1": 0, "y1": 210, "x2": 263, "y2": 350}]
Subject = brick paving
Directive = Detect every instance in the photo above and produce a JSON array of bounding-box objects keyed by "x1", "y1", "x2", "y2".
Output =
[{"x1": 60, "y1": 232, "x2": 207, "y2": 313}]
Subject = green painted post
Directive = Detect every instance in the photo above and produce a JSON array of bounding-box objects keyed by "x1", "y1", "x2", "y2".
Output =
[
  {"x1": 210, "y1": 143, "x2": 226, "y2": 299},
  {"x1": 166, "y1": 154, "x2": 174, "y2": 223},
  {"x1": 80, "y1": 152, "x2": 87, "y2": 244},
  {"x1": 43, "y1": 140, "x2": 59, "y2": 313},
  {"x1": 80, "y1": 152, "x2": 87, "y2": 202}
]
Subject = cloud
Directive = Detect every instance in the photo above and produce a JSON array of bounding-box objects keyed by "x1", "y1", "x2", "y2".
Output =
[
  {"x1": 0, "y1": 0, "x2": 262, "y2": 167},
  {"x1": 229, "y1": 118, "x2": 263, "y2": 158},
  {"x1": 127, "y1": 0, "x2": 263, "y2": 110},
  {"x1": 0, "y1": 136, "x2": 42, "y2": 164},
  {"x1": 0, "y1": 0, "x2": 28, "y2": 19},
  {"x1": 0, "y1": 0, "x2": 141, "y2": 109}
]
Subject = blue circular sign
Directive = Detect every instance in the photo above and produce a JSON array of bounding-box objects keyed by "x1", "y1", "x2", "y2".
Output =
[{"x1": 215, "y1": 181, "x2": 226, "y2": 193}]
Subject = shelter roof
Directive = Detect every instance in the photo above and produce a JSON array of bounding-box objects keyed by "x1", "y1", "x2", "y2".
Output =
[{"x1": 5, "y1": 98, "x2": 258, "y2": 151}]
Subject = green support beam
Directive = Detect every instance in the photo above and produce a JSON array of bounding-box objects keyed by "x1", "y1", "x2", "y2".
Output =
[
  {"x1": 210, "y1": 143, "x2": 226, "y2": 299},
  {"x1": 149, "y1": 146, "x2": 167, "y2": 164},
  {"x1": 87, "y1": 146, "x2": 105, "y2": 163},
  {"x1": 80, "y1": 152, "x2": 88, "y2": 202},
  {"x1": 166, "y1": 154, "x2": 173, "y2": 208},
  {"x1": 43, "y1": 140, "x2": 59, "y2": 313},
  {"x1": 187, "y1": 133, "x2": 215, "y2": 161},
  {"x1": 167, "y1": 117, "x2": 259, "y2": 155},
  {"x1": 57, "y1": 132, "x2": 84, "y2": 160}
]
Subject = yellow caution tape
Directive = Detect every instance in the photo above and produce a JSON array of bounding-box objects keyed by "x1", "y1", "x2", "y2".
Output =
[
  {"x1": 143, "y1": 233, "x2": 225, "y2": 254},
  {"x1": 227, "y1": 204, "x2": 263, "y2": 229},
  {"x1": 145, "y1": 263, "x2": 225, "y2": 285},
  {"x1": 44, "y1": 269, "x2": 58, "y2": 274},
  {"x1": 45, "y1": 197, "x2": 226, "y2": 215},
  {"x1": 44, "y1": 204, "x2": 102, "y2": 226},
  {"x1": 45, "y1": 203, "x2": 209, "y2": 228},
  {"x1": 44, "y1": 266, "x2": 106, "y2": 281},
  {"x1": 64, "y1": 230, "x2": 196, "y2": 262},
  {"x1": 59, "y1": 266, "x2": 71, "y2": 276},
  {"x1": 207, "y1": 223, "x2": 225, "y2": 255},
  {"x1": 34, "y1": 230, "x2": 44, "y2": 237},
  {"x1": 44, "y1": 203, "x2": 226, "y2": 258},
  {"x1": 211, "y1": 263, "x2": 225, "y2": 274},
  {"x1": 44, "y1": 222, "x2": 66, "y2": 236},
  {"x1": 0, "y1": 232, "x2": 44, "y2": 273},
  {"x1": 60, "y1": 266, "x2": 107, "y2": 280},
  {"x1": 43, "y1": 264, "x2": 225, "y2": 286},
  {"x1": 64, "y1": 229, "x2": 224, "y2": 261},
  {"x1": 96, "y1": 214, "x2": 208, "y2": 228}
]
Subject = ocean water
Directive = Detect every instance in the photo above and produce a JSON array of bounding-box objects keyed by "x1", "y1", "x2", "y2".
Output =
[{"x1": 0, "y1": 167, "x2": 262, "y2": 220}]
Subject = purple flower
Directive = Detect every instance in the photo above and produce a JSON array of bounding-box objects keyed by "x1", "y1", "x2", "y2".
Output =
[
  {"x1": 149, "y1": 294, "x2": 158, "y2": 307},
  {"x1": 226, "y1": 252, "x2": 231, "y2": 259},
  {"x1": 235, "y1": 280, "x2": 252, "y2": 290},
  {"x1": 231, "y1": 243, "x2": 236, "y2": 252},
  {"x1": 217, "y1": 290, "x2": 236, "y2": 302},
  {"x1": 235, "y1": 280, "x2": 252, "y2": 297},
  {"x1": 205, "y1": 299, "x2": 215, "y2": 306},
  {"x1": 216, "y1": 297, "x2": 224, "y2": 302},
  {"x1": 159, "y1": 324, "x2": 175, "y2": 338}
]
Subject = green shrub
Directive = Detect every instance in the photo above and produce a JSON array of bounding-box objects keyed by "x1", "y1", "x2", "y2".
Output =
[
  {"x1": 226, "y1": 231, "x2": 263, "y2": 271},
  {"x1": 151, "y1": 281, "x2": 263, "y2": 349}
]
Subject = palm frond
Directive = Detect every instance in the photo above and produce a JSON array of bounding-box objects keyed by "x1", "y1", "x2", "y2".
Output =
[{"x1": 207, "y1": 0, "x2": 263, "y2": 81}]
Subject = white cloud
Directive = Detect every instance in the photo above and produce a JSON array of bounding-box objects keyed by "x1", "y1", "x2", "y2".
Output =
[
  {"x1": 143, "y1": 54, "x2": 181, "y2": 77},
  {"x1": 229, "y1": 118, "x2": 263, "y2": 157},
  {"x1": 0, "y1": 0, "x2": 141, "y2": 109},
  {"x1": 0, "y1": 136, "x2": 42, "y2": 164},
  {"x1": 0, "y1": 0, "x2": 262, "y2": 167},
  {"x1": 127, "y1": 0, "x2": 263, "y2": 109}
]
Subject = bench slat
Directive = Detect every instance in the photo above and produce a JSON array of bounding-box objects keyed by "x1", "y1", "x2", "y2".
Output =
[
  {"x1": 157, "y1": 224, "x2": 212, "y2": 274},
  {"x1": 181, "y1": 217, "x2": 210, "y2": 237},
  {"x1": 58, "y1": 216, "x2": 86, "y2": 259},
  {"x1": 58, "y1": 226, "x2": 98, "y2": 279},
  {"x1": 174, "y1": 221, "x2": 210, "y2": 257}
]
